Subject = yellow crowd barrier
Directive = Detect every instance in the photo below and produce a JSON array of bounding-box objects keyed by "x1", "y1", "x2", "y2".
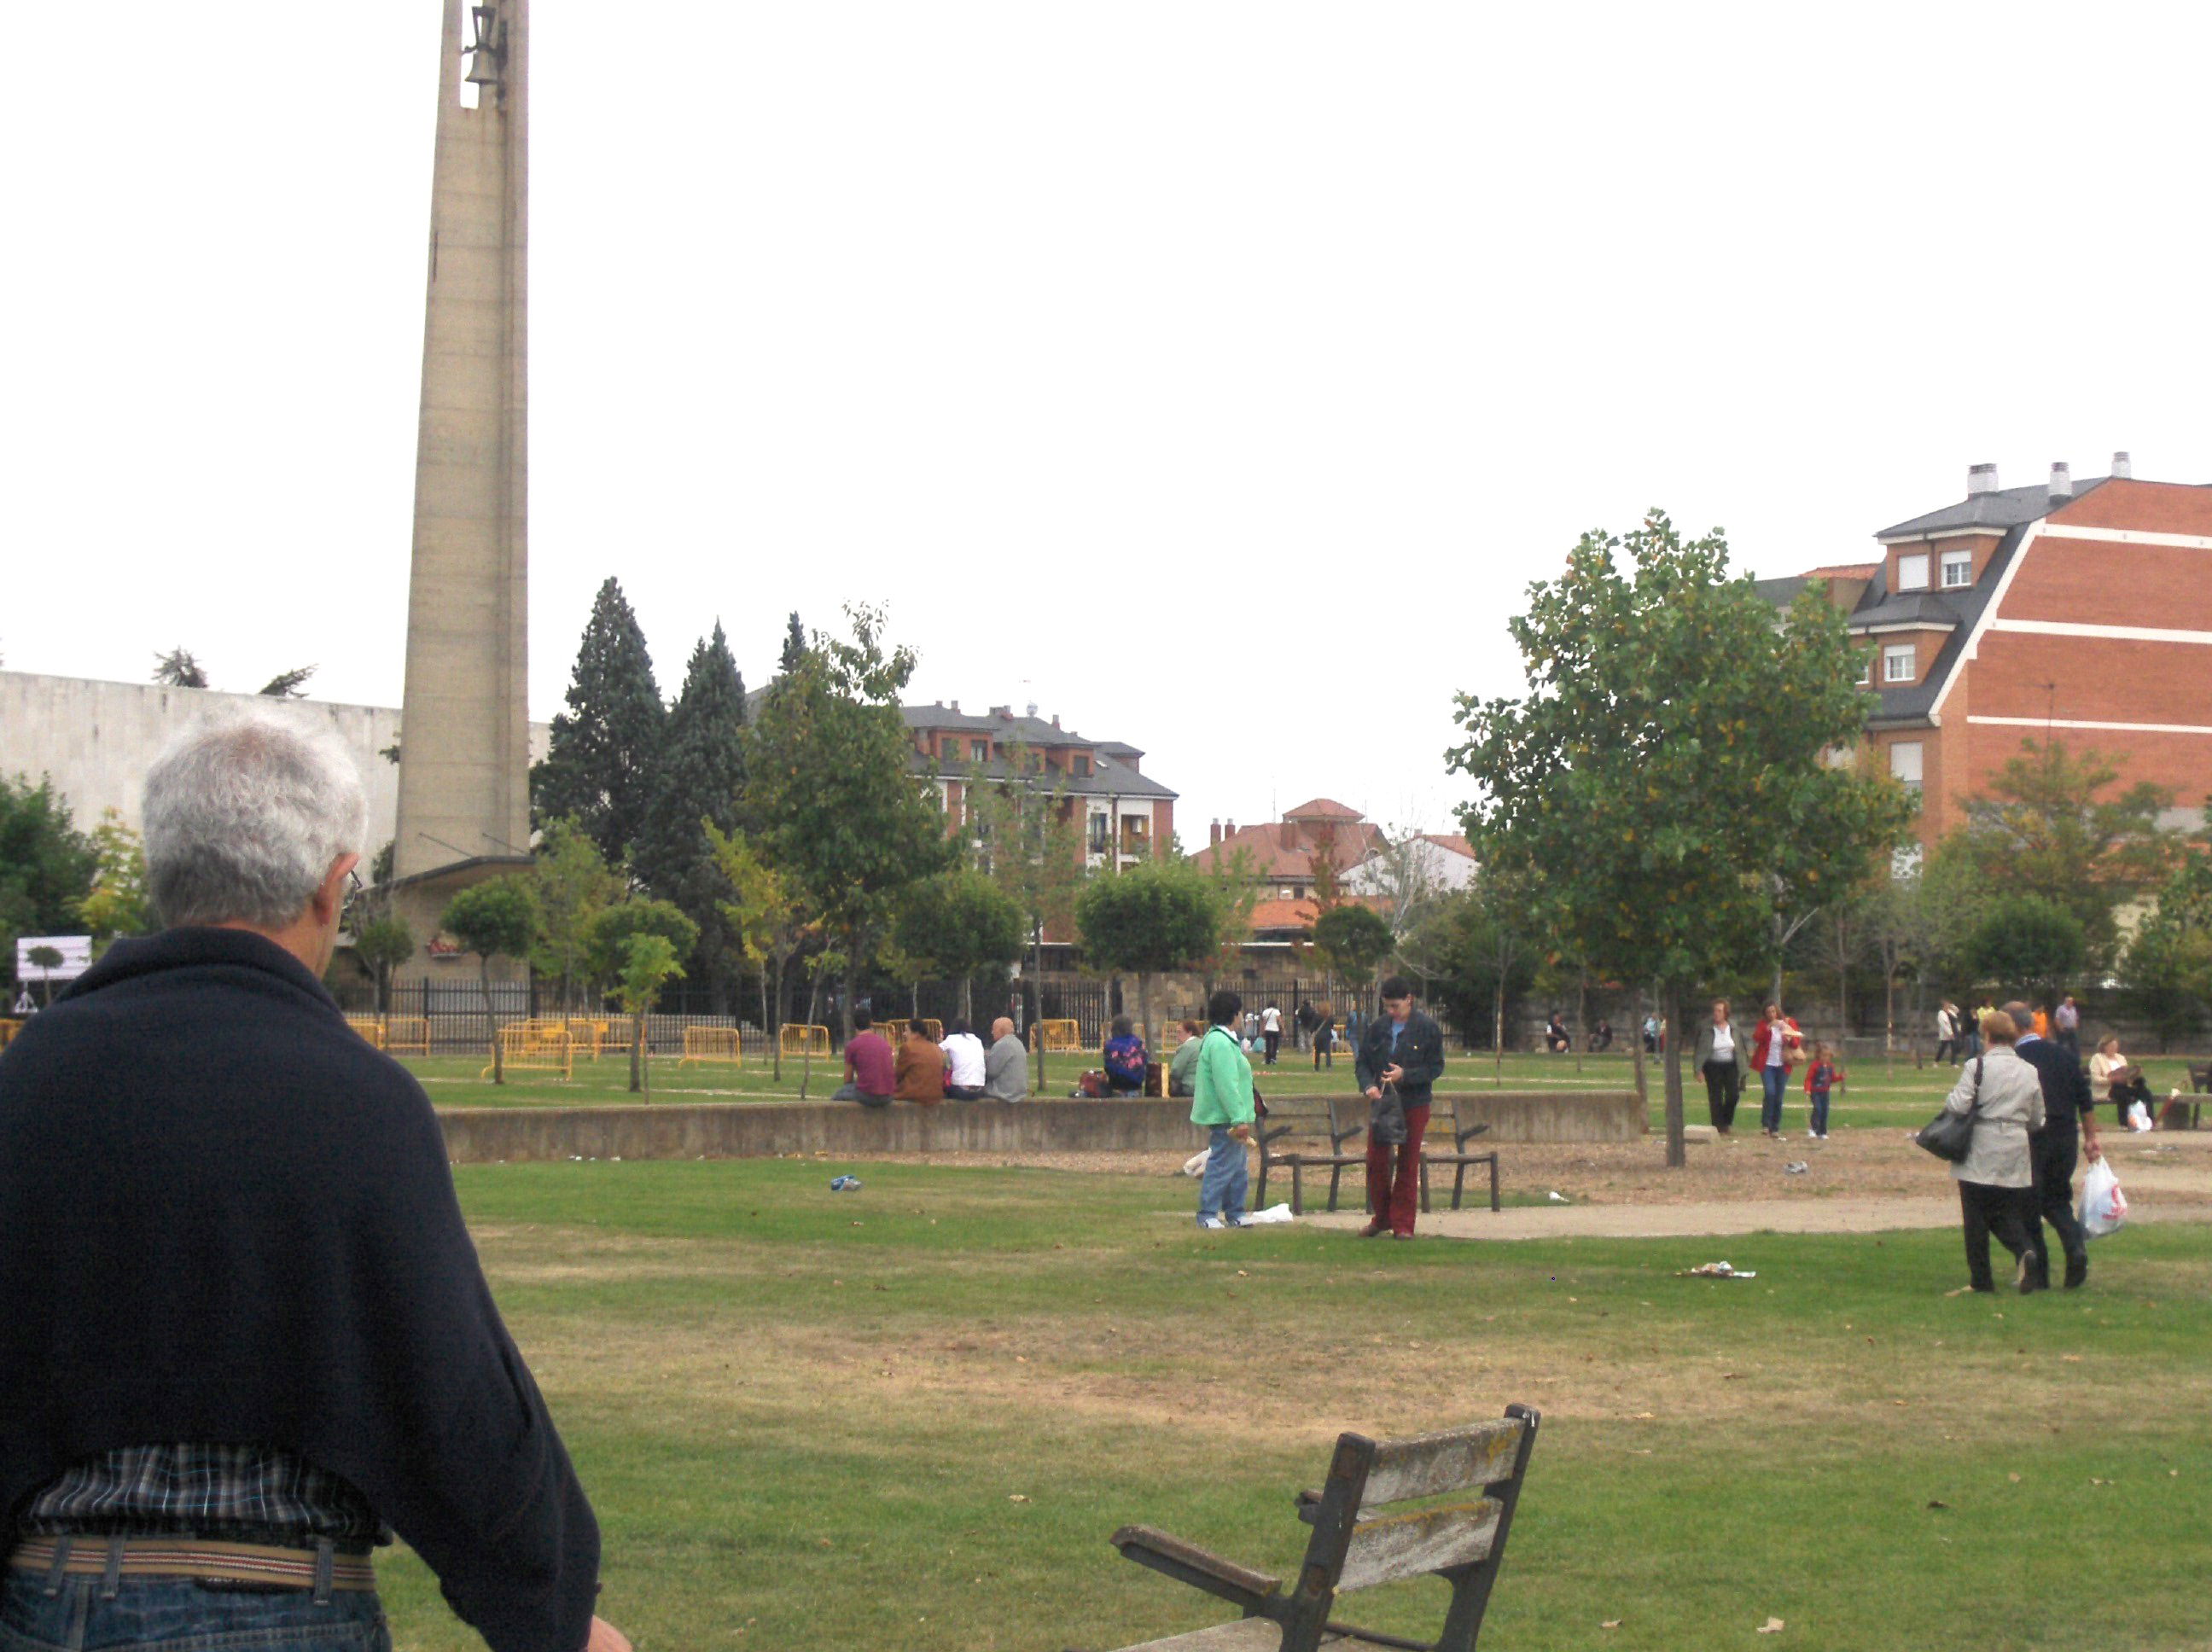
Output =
[
  {"x1": 0, "y1": 1019, "x2": 20, "y2": 1051},
  {"x1": 383, "y1": 1017, "x2": 430, "y2": 1056},
  {"x1": 679, "y1": 1026, "x2": 743, "y2": 1067},
  {"x1": 779, "y1": 1023, "x2": 832, "y2": 1057},
  {"x1": 1029, "y1": 1018, "x2": 1082, "y2": 1053},
  {"x1": 346, "y1": 1017, "x2": 387, "y2": 1050},
  {"x1": 485, "y1": 1023, "x2": 573, "y2": 1081},
  {"x1": 878, "y1": 1018, "x2": 943, "y2": 1044},
  {"x1": 565, "y1": 1018, "x2": 614, "y2": 1059}
]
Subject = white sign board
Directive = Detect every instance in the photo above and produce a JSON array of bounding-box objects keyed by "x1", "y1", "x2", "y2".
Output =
[{"x1": 15, "y1": 935, "x2": 92, "y2": 984}]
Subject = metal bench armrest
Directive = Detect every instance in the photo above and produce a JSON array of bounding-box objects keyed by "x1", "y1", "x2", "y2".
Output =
[{"x1": 1110, "y1": 1525, "x2": 1281, "y2": 1609}]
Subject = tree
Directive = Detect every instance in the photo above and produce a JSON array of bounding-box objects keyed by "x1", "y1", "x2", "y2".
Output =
[
  {"x1": 893, "y1": 869, "x2": 1025, "y2": 1025},
  {"x1": 1312, "y1": 903, "x2": 1395, "y2": 1023},
  {"x1": 352, "y1": 914, "x2": 416, "y2": 1016},
  {"x1": 2120, "y1": 811, "x2": 2212, "y2": 1048},
  {"x1": 440, "y1": 878, "x2": 540, "y2": 1084},
  {"x1": 257, "y1": 666, "x2": 316, "y2": 698},
  {"x1": 528, "y1": 818, "x2": 624, "y2": 1010},
  {"x1": 530, "y1": 577, "x2": 667, "y2": 867},
  {"x1": 151, "y1": 649, "x2": 208, "y2": 689},
  {"x1": 743, "y1": 607, "x2": 948, "y2": 1037},
  {"x1": 777, "y1": 611, "x2": 807, "y2": 674},
  {"x1": 1357, "y1": 829, "x2": 1448, "y2": 941},
  {"x1": 0, "y1": 776, "x2": 96, "y2": 983},
  {"x1": 1967, "y1": 893, "x2": 2087, "y2": 1003},
  {"x1": 585, "y1": 899, "x2": 701, "y2": 1000},
  {"x1": 708, "y1": 825, "x2": 812, "y2": 1081},
  {"x1": 616, "y1": 934, "x2": 685, "y2": 1096},
  {"x1": 25, "y1": 945, "x2": 63, "y2": 1008},
  {"x1": 1947, "y1": 739, "x2": 2178, "y2": 971},
  {"x1": 632, "y1": 623, "x2": 748, "y2": 1007},
  {"x1": 1075, "y1": 856, "x2": 1220, "y2": 1054},
  {"x1": 1447, "y1": 509, "x2": 1913, "y2": 1166},
  {"x1": 961, "y1": 737, "x2": 1089, "y2": 1071},
  {"x1": 1411, "y1": 883, "x2": 1537, "y2": 1067},
  {"x1": 78, "y1": 809, "x2": 150, "y2": 942}
]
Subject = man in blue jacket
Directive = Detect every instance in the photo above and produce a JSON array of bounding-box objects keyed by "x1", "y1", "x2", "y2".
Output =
[
  {"x1": 1354, "y1": 977, "x2": 1447, "y2": 1238},
  {"x1": 0, "y1": 718, "x2": 626, "y2": 1652},
  {"x1": 2007, "y1": 999, "x2": 2099, "y2": 1289}
]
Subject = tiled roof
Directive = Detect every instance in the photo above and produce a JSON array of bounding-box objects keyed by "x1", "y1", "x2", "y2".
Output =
[
  {"x1": 912, "y1": 751, "x2": 1174, "y2": 800},
  {"x1": 1802, "y1": 562, "x2": 1879, "y2": 579},
  {"x1": 1284, "y1": 797, "x2": 1360, "y2": 819},
  {"x1": 1848, "y1": 592, "x2": 1965, "y2": 630},
  {"x1": 1875, "y1": 477, "x2": 2110, "y2": 542},
  {"x1": 1189, "y1": 819, "x2": 1389, "y2": 878},
  {"x1": 1421, "y1": 834, "x2": 1477, "y2": 858},
  {"x1": 1249, "y1": 897, "x2": 1322, "y2": 931}
]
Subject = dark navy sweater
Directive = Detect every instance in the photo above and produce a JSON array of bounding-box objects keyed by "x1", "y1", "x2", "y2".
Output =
[{"x1": 0, "y1": 929, "x2": 599, "y2": 1652}]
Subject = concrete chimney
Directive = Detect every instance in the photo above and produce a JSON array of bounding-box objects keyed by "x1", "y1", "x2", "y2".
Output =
[
  {"x1": 1967, "y1": 462, "x2": 1999, "y2": 497},
  {"x1": 2111, "y1": 451, "x2": 2133, "y2": 480},
  {"x1": 2049, "y1": 462, "x2": 2072, "y2": 502}
]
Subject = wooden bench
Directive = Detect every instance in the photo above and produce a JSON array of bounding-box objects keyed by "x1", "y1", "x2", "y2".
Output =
[
  {"x1": 1093, "y1": 1407, "x2": 1541, "y2": 1652},
  {"x1": 1420, "y1": 1100, "x2": 1500, "y2": 1214},
  {"x1": 1254, "y1": 1102, "x2": 1365, "y2": 1216},
  {"x1": 2182, "y1": 1062, "x2": 2211, "y2": 1131}
]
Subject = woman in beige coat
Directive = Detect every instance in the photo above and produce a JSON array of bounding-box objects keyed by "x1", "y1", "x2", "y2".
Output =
[{"x1": 1941, "y1": 1009, "x2": 2046, "y2": 1294}]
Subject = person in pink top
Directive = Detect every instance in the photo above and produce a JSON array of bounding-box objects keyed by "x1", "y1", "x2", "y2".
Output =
[
  {"x1": 835, "y1": 1009, "x2": 896, "y2": 1107},
  {"x1": 1749, "y1": 1002, "x2": 1802, "y2": 1137}
]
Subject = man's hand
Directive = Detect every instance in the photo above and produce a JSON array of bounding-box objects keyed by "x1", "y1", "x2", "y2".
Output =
[
  {"x1": 1230, "y1": 1124, "x2": 1252, "y2": 1143},
  {"x1": 1382, "y1": 1064, "x2": 1406, "y2": 1086},
  {"x1": 1364, "y1": 1085, "x2": 1383, "y2": 1102},
  {"x1": 586, "y1": 1616, "x2": 633, "y2": 1652}
]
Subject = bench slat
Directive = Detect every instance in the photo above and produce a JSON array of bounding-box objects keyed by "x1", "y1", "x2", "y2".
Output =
[
  {"x1": 1360, "y1": 1420, "x2": 1526, "y2": 1507},
  {"x1": 1337, "y1": 1498, "x2": 1503, "y2": 1591}
]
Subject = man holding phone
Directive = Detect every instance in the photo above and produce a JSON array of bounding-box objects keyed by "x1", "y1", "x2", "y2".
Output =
[{"x1": 1355, "y1": 977, "x2": 1447, "y2": 1238}]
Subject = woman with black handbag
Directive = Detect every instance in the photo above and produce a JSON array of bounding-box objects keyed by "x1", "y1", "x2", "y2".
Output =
[{"x1": 1934, "y1": 1009, "x2": 2048, "y2": 1294}]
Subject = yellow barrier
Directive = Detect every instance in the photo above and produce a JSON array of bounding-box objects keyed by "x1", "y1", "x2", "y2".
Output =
[
  {"x1": 384, "y1": 1017, "x2": 429, "y2": 1056},
  {"x1": 678, "y1": 1027, "x2": 743, "y2": 1067},
  {"x1": 779, "y1": 1023, "x2": 832, "y2": 1057},
  {"x1": 346, "y1": 1017, "x2": 387, "y2": 1050},
  {"x1": 566, "y1": 1018, "x2": 614, "y2": 1059},
  {"x1": 484, "y1": 1024, "x2": 573, "y2": 1080},
  {"x1": 0, "y1": 1019, "x2": 20, "y2": 1050},
  {"x1": 877, "y1": 1018, "x2": 943, "y2": 1044},
  {"x1": 1029, "y1": 1018, "x2": 1082, "y2": 1053},
  {"x1": 596, "y1": 1019, "x2": 634, "y2": 1058}
]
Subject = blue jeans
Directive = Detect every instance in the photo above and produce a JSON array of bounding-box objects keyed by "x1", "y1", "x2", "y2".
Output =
[
  {"x1": 1197, "y1": 1126, "x2": 1249, "y2": 1224},
  {"x1": 1761, "y1": 1064, "x2": 1788, "y2": 1131},
  {"x1": 1808, "y1": 1088, "x2": 1831, "y2": 1136},
  {"x1": 0, "y1": 1572, "x2": 389, "y2": 1651}
]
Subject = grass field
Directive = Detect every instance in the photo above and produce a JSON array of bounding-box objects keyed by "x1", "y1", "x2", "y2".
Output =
[{"x1": 370, "y1": 1156, "x2": 2212, "y2": 1652}]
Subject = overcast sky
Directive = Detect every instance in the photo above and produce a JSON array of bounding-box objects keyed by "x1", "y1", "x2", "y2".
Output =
[{"x1": 7, "y1": 3, "x2": 2209, "y2": 842}]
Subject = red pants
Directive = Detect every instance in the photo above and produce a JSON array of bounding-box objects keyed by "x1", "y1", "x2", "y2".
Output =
[{"x1": 1366, "y1": 1102, "x2": 1429, "y2": 1235}]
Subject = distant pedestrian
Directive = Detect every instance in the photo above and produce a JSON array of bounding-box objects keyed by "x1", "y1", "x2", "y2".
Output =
[
  {"x1": 1934, "y1": 1002, "x2": 1959, "y2": 1066},
  {"x1": 2031, "y1": 1005, "x2": 2052, "y2": 1042},
  {"x1": 983, "y1": 1015, "x2": 1029, "y2": 1102},
  {"x1": 1802, "y1": 1042, "x2": 1843, "y2": 1140},
  {"x1": 1694, "y1": 998, "x2": 1743, "y2": 1136},
  {"x1": 1967, "y1": 998, "x2": 1994, "y2": 1059},
  {"x1": 1589, "y1": 1019, "x2": 1614, "y2": 1052},
  {"x1": 1750, "y1": 1003, "x2": 1802, "y2": 1137},
  {"x1": 1355, "y1": 977, "x2": 1446, "y2": 1240},
  {"x1": 2053, "y1": 994, "x2": 2081, "y2": 1056},
  {"x1": 1641, "y1": 1012, "x2": 1660, "y2": 1054},
  {"x1": 1190, "y1": 990, "x2": 1255, "y2": 1230},
  {"x1": 1312, "y1": 1010, "x2": 1336, "y2": 1071},
  {"x1": 1102, "y1": 1015, "x2": 1147, "y2": 1096},
  {"x1": 1544, "y1": 1011, "x2": 1571, "y2": 1054},
  {"x1": 2008, "y1": 999, "x2": 2097, "y2": 1290},
  {"x1": 1260, "y1": 1004, "x2": 1282, "y2": 1066},
  {"x1": 941, "y1": 1018, "x2": 987, "y2": 1100}
]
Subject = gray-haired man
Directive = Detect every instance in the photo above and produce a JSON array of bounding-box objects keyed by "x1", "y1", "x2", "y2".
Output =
[{"x1": 0, "y1": 717, "x2": 628, "y2": 1652}]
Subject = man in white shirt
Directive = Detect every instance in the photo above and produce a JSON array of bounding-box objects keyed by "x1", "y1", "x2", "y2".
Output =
[
  {"x1": 941, "y1": 1018, "x2": 987, "y2": 1100},
  {"x1": 1260, "y1": 1004, "x2": 1282, "y2": 1067}
]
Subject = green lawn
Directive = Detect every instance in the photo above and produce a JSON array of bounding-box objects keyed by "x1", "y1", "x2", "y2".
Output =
[{"x1": 373, "y1": 1158, "x2": 2212, "y2": 1651}]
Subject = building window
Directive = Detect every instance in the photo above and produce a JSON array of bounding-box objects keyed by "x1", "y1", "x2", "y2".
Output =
[
  {"x1": 1896, "y1": 552, "x2": 1930, "y2": 590},
  {"x1": 1074, "y1": 755, "x2": 1091, "y2": 777},
  {"x1": 1856, "y1": 650, "x2": 1871, "y2": 685},
  {"x1": 1889, "y1": 740, "x2": 1923, "y2": 789},
  {"x1": 1088, "y1": 813, "x2": 1109, "y2": 855},
  {"x1": 1883, "y1": 644, "x2": 1915, "y2": 683},
  {"x1": 969, "y1": 738, "x2": 988, "y2": 761},
  {"x1": 1940, "y1": 550, "x2": 1971, "y2": 589}
]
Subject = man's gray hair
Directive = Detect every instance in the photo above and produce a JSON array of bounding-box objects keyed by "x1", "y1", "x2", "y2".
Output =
[{"x1": 143, "y1": 715, "x2": 370, "y2": 929}]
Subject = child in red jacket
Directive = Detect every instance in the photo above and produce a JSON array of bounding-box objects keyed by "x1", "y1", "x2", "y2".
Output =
[{"x1": 1803, "y1": 1044, "x2": 1844, "y2": 1140}]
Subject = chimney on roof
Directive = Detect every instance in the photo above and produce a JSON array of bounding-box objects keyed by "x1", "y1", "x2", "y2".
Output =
[
  {"x1": 1225, "y1": 818, "x2": 1236, "y2": 838},
  {"x1": 950, "y1": 699, "x2": 959, "y2": 713},
  {"x1": 1210, "y1": 819, "x2": 1221, "y2": 846},
  {"x1": 991, "y1": 704, "x2": 1011, "y2": 720},
  {"x1": 1051, "y1": 713, "x2": 1061, "y2": 729},
  {"x1": 1967, "y1": 462, "x2": 1999, "y2": 497},
  {"x1": 2111, "y1": 451, "x2": 2133, "y2": 480},
  {"x1": 2049, "y1": 462, "x2": 2072, "y2": 502}
]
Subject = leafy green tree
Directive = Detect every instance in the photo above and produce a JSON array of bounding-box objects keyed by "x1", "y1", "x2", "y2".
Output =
[
  {"x1": 25, "y1": 945, "x2": 65, "y2": 1008},
  {"x1": 0, "y1": 776, "x2": 96, "y2": 983},
  {"x1": 1967, "y1": 893, "x2": 2087, "y2": 1003},
  {"x1": 1075, "y1": 856, "x2": 1220, "y2": 1054},
  {"x1": 616, "y1": 933, "x2": 685, "y2": 1096},
  {"x1": 351, "y1": 915, "x2": 416, "y2": 1016},
  {"x1": 151, "y1": 649, "x2": 208, "y2": 689},
  {"x1": 960, "y1": 737, "x2": 1089, "y2": 1071},
  {"x1": 707, "y1": 825, "x2": 812, "y2": 1081},
  {"x1": 585, "y1": 899, "x2": 700, "y2": 1009},
  {"x1": 894, "y1": 868, "x2": 1026, "y2": 1025},
  {"x1": 79, "y1": 809, "x2": 150, "y2": 943},
  {"x1": 2120, "y1": 806, "x2": 2212, "y2": 1048},
  {"x1": 632, "y1": 622, "x2": 748, "y2": 1007},
  {"x1": 528, "y1": 818, "x2": 624, "y2": 1010},
  {"x1": 743, "y1": 608, "x2": 948, "y2": 1036},
  {"x1": 531, "y1": 577, "x2": 667, "y2": 867},
  {"x1": 777, "y1": 611, "x2": 807, "y2": 674},
  {"x1": 1947, "y1": 740, "x2": 2177, "y2": 971},
  {"x1": 1312, "y1": 903, "x2": 1395, "y2": 1019},
  {"x1": 1447, "y1": 509, "x2": 1913, "y2": 1166},
  {"x1": 440, "y1": 878, "x2": 541, "y2": 1084},
  {"x1": 1411, "y1": 881, "x2": 1537, "y2": 1072}
]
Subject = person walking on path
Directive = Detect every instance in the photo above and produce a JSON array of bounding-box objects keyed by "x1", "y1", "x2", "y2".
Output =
[
  {"x1": 0, "y1": 717, "x2": 625, "y2": 1652},
  {"x1": 1694, "y1": 998, "x2": 1743, "y2": 1136},
  {"x1": 1312, "y1": 1010, "x2": 1336, "y2": 1071},
  {"x1": 1260, "y1": 1004, "x2": 1283, "y2": 1066},
  {"x1": 1190, "y1": 990, "x2": 1256, "y2": 1229},
  {"x1": 1935, "y1": 1002, "x2": 1959, "y2": 1066},
  {"x1": 1355, "y1": 976, "x2": 1447, "y2": 1239},
  {"x1": 1750, "y1": 1003, "x2": 1803, "y2": 1137},
  {"x1": 1939, "y1": 1010, "x2": 2046, "y2": 1294},
  {"x1": 2007, "y1": 999, "x2": 2098, "y2": 1289},
  {"x1": 2053, "y1": 994, "x2": 2081, "y2": 1057},
  {"x1": 983, "y1": 1015, "x2": 1029, "y2": 1102}
]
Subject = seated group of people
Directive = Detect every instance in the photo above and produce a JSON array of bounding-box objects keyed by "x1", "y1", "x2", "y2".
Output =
[{"x1": 832, "y1": 1011, "x2": 1029, "y2": 1106}]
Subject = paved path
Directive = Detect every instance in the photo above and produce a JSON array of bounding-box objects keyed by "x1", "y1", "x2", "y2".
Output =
[{"x1": 1300, "y1": 1194, "x2": 2212, "y2": 1242}]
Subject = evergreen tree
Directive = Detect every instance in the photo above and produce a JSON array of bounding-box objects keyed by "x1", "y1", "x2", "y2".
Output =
[
  {"x1": 778, "y1": 612, "x2": 806, "y2": 674},
  {"x1": 530, "y1": 578, "x2": 666, "y2": 868},
  {"x1": 633, "y1": 623, "x2": 749, "y2": 1008}
]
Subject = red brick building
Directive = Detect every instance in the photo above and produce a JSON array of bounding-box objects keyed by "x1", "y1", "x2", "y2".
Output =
[{"x1": 1761, "y1": 456, "x2": 2212, "y2": 853}]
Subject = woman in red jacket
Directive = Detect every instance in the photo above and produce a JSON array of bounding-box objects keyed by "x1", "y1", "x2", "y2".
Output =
[{"x1": 1749, "y1": 1003, "x2": 1803, "y2": 1138}]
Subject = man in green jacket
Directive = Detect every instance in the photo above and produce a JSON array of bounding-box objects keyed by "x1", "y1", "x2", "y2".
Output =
[{"x1": 1190, "y1": 989, "x2": 1257, "y2": 1230}]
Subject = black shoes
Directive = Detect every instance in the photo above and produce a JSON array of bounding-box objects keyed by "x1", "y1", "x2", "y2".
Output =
[{"x1": 2064, "y1": 1253, "x2": 2088, "y2": 1289}]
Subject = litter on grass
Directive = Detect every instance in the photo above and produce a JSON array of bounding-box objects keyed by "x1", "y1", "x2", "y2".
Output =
[
  {"x1": 1784, "y1": 1160, "x2": 1809, "y2": 1175},
  {"x1": 829, "y1": 1175, "x2": 863, "y2": 1192},
  {"x1": 1242, "y1": 1202, "x2": 1295, "y2": 1225},
  {"x1": 1546, "y1": 1190, "x2": 1571, "y2": 1203},
  {"x1": 1679, "y1": 1261, "x2": 1757, "y2": 1279}
]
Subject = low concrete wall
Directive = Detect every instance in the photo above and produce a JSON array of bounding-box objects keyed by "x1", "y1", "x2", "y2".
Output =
[{"x1": 434, "y1": 1091, "x2": 1644, "y2": 1163}]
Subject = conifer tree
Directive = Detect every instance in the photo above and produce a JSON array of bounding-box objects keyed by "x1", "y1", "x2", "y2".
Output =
[
  {"x1": 778, "y1": 612, "x2": 806, "y2": 675},
  {"x1": 530, "y1": 578, "x2": 666, "y2": 868},
  {"x1": 633, "y1": 623, "x2": 749, "y2": 1008}
]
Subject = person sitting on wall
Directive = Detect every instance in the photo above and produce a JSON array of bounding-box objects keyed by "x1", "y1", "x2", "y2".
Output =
[
  {"x1": 832, "y1": 1009, "x2": 895, "y2": 1107},
  {"x1": 1167, "y1": 1020, "x2": 1204, "y2": 1097},
  {"x1": 1102, "y1": 1015, "x2": 1148, "y2": 1096},
  {"x1": 1545, "y1": 1010, "x2": 1571, "y2": 1054},
  {"x1": 983, "y1": 1016, "x2": 1029, "y2": 1102},
  {"x1": 1588, "y1": 1018, "x2": 1614, "y2": 1052},
  {"x1": 940, "y1": 1018, "x2": 987, "y2": 1101},
  {"x1": 895, "y1": 1019, "x2": 947, "y2": 1104}
]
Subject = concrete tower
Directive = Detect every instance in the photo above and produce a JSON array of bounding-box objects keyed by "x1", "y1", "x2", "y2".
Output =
[{"x1": 391, "y1": 0, "x2": 533, "y2": 957}]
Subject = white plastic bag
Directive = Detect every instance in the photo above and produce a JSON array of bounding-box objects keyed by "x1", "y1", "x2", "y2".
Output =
[
  {"x1": 2079, "y1": 1157, "x2": 2128, "y2": 1239},
  {"x1": 2127, "y1": 1101, "x2": 2152, "y2": 1132},
  {"x1": 1240, "y1": 1202, "x2": 1295, "y2": 1224}
]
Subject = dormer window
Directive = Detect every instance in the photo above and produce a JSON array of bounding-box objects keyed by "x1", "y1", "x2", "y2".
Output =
[
  {"x1": 1896, "y1": 552, "x2": 1930, "y2": 591},
  {"x1": 1883, "y1": 644, "x2": 1916, "y2": 683},
  {"x1": 1940, "y1": 550, "x2": 1971, "y2": 589},
  {"x1": 1074, "y1": 755, "x2": 1091, "y2": 777}
]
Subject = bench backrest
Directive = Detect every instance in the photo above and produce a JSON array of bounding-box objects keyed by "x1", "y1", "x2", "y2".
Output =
[{"x1": 1284, "y1": 1409, "x2": 1540, "y2": 1651}]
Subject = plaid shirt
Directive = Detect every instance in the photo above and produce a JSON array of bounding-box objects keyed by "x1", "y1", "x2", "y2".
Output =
[{"x1": 18, "y1": 1444, "x2": 385, "y2": 1546}]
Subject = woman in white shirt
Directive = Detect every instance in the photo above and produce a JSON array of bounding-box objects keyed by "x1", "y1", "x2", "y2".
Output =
[
  {"x1": 940, "y1": 1019, "x2": 988, "y2": 1100},
  {"x1": 2089, "y1": 1036, "x2": 2158, "y2": 1127},
  {"x1": 1692, "y1": 998, "x2": 1743, "y2": 1135}
]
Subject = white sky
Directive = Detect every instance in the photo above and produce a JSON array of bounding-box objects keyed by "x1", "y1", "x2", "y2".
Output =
[{"x1": 7, "y1": 3, "x2": 2209, "y2": 844}]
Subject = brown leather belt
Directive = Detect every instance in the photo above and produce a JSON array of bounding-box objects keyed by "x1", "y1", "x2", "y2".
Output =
[{"x1": 9, "y1": 1536, "x2": 375, "y2": 1592}]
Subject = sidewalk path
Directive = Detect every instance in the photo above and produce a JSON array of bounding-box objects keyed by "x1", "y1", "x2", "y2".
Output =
[{"x1": 1301, "y1": 1194, "x2": 2212, "y2": 1242}]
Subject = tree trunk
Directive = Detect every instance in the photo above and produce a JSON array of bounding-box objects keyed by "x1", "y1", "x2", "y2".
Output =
[
  {"x1": 961, "y1": 974, "x2": 974, "y2": 1027},
  {"x1": 798, "y1": 957, "x2": 829, "y2": 1102},
  {"x1": 640, "y1": 1010, "x2": 652, "y2": 1099},
  {"x1": 1629, "y1": 984, "x2": 1648, "y2": 1109},
  {"x1": 1574, "y1": 967, "x2": 1587, "y2": 1074},
  {"x1": 1770, "y1": 957, "x2": 1784, "y2": 1014},
  {"x1": 1138, "y1": 971, "x2": 1154, "y2": 1072},
  {"x1": 481, "y1": 960, "x2": 504, "y2": 1084},
  {"x1": 1661, "y1": 981, "x2": 1685, "y2": 1168},
  {"x1": 1884, "y1": 965, "x2": 1898, "y2": 1066},
  {"x1": 770, "y1": 955, "x2": 786, "y2": 1082},
  {"x1": 1491, "y1": 966, "x2": 1505, "y2": 1085},
  {"x1": 630, "y1": 1010, "x2": 644, "y2": 1094},
  {"x1": 840, "y1": 946, "x2": 859, "y2": 1041}
]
